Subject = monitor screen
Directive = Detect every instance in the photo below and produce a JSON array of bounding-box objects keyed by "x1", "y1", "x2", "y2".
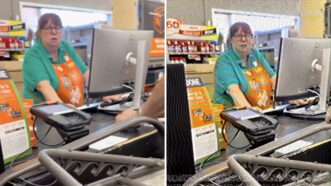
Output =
[
  {"x1": 259, "y1": 47, "x2": 276, "y2": 69},
  {"x1": 275, "y1": 38, "x2": 331, "y2": 101},
  {"x1": 87, "y1": 28, "x2": 153, "y2": 98}
]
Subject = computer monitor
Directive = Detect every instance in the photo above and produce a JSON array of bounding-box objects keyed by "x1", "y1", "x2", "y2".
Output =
[
  {"x1": 276, "y1": 38, "x2": 331, "y2": 115},
  {"x1": 87, "y1": 28, "x2": 153, "y2": 108},
  {"x1": 258, "y1": 47, "x2": 276, "y2": 70}
]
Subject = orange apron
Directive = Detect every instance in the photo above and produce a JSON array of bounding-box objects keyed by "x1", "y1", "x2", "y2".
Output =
[
  {"x1": 245, "y1": 64, "x2": 273, "y2": 110},
  {"x1": 53, "y1": 55, "x2": 85, "y2": 107}
]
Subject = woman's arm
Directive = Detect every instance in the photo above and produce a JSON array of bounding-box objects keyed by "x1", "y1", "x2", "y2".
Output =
[
  {"x1": 228, "y1": 84, "x2": 251, "y2": 108},
  {"x1": 140, "y1": 77, "x2": 164, "y2": 118},
  {"x1": 36, "y1": 80, "x2": 63, "y2": 103},
  {"x1": 115, "y1": 77, "x2": 164, "y2": 122}
]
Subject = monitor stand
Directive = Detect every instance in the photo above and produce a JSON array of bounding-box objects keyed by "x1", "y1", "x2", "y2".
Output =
[{"x1": 284, "y1": 48, "x2": 331, "y2": 117}]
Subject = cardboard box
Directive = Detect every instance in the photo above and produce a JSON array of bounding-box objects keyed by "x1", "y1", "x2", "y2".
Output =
[
  {"x1": 0, "y1": 61, "x2": 23, "y2": 71},
  {"x1": 186, "y1": 72, "x2": 214, "y2": 84},
  {"x1": 185, "y1": 63, "x2": 215, "y2": 74},
  {"x1": 0, "y1": 61, "x2": 23, "y2": 85},
  {"x1": 8, "y1": 71, "x2": 23, "y2": 83}
]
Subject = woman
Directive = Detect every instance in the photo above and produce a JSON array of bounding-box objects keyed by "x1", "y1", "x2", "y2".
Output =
[
  {"x1": 214, "y1": 22, "x2": 276, "y2": 110},
  {"x1": 23, "y1": 13, "x2": 88, "y2": 106}
]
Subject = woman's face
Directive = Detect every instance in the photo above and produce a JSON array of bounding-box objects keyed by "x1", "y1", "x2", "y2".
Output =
[
  {"x1": 40, "y1": 21, "x2": 63, "y2": 50},
  {"x1": 231, "y1": 28, "x2": 254, "y2": 57}
]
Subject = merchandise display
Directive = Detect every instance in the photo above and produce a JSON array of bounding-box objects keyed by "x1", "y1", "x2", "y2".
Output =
[
  {"x1": 186, "y1": 77, "x2": 219, "y2": 163},
  {"x1": 0, "y1": 69, "x2": 31, "y2": 164},
  {"x1": 0, "y1": 20, "x2": 28, "y2": 61},
  {"x1": 167, "y1": 21, "x2": 220, "y2": 64}
]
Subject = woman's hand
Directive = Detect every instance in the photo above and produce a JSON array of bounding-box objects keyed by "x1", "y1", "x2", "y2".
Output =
[
  {"x1": 115, "y1": 108, "x2": 139, "y2": 123},
  {"x1": 232, "y1": 105, "x2": 263, "y2": 113},
  {"x1": 289, "y1": 97, "x2": 315, "y2": 106},
  {"x1": 102, "y1": 95, "x2": 123, "y2": 103}
]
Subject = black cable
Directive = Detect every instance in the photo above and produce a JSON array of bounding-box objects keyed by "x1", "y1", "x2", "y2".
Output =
[
  {"x1": 229, "y1": 129, "x2": 240, "y2": 144},
  {"x1": 33, "y1": 118, "x2": 65, "y2": 147},
  {"x1": 221, "y1": 121, "x2": 250, "y2": 150},
  {"x1": 39, "y1": 125, "x2": 52, "y2": 142},
  {"x1": 8, "y1": 147, "x2": 31, "y2": 168},
  {"x1": 198, "y1": 151, "x2": 221, "y2": 171}
]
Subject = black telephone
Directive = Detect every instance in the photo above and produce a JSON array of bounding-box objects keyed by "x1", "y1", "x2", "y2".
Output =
[
  {"x1": 221, "y1": 108, "x2": 278, "y2": 147},
  {"x1": 31, "y1": 103, "x2": 92, "y2": 131}
]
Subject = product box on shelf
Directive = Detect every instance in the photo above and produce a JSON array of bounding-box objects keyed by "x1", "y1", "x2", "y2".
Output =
[
  {"x1": 0, "y1": 20, "x2": 26, "y2": 37},
  {"x1": 0, "y1": 61, "x2": 24, "y2": 95},
  {"x1": 167, "y1": 39, "x2": 219, "y2": 54},
  {"x1": 0, "y1": 20, "x2": 25, "y2": 32},
  {"x1": 179, "y1": 25, "x2": 217, "y2": 37},
  {"x1": 0, "y1": 38, "x2": 25, "y2": 50}
]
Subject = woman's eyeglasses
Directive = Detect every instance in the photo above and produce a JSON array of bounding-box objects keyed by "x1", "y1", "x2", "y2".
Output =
[
  {"x1": 43, "y1": 26, "x2": 62, "y2": 33},
  {"x1": 233, "y1": 34, "x2": 253, "y2": 40}
]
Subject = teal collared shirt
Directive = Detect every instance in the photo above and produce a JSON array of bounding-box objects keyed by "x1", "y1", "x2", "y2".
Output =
[
  {"x1": 23, "y1": 40, "x2": 87, "y2": 104},
  {"x1": 214, "y1": 48, "x2": 275, "y2": 108}
]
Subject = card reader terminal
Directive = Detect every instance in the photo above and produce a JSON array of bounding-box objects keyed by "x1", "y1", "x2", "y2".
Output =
[
  {"x1": 31, "y1": 103, "x2": 92, "y2": 131},
  {"x1": 221, "y1": 108, "x2": 279, "y2": 147},
  {"x1": 221, "y1": 109, "x2": 278, "y2": 134}
]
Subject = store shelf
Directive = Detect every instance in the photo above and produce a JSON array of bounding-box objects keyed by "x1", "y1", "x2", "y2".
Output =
[
  {"x1": 0, "y1": 33, "x2": 26, "y2": 38},
  {"x1": 0, "y1": 48, "x2": 25, "y2": 52},
  {"x1": 168, "y1": 52, "x2": 220, "y2": 55},
  {"x1": 150, "y1": 57, "x2": 164, "y2": 62},
  {"x1": 167, "y1": 33, "x2": 218, "y2": 41}
]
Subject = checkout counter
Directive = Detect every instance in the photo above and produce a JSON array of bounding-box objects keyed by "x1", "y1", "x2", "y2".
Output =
[
  {"x1": 184, "y1": 113, "x2": 331, "y2": 185},
  {"x1": 0, "y1": 109, "x2": 164, "y2": 186}
]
